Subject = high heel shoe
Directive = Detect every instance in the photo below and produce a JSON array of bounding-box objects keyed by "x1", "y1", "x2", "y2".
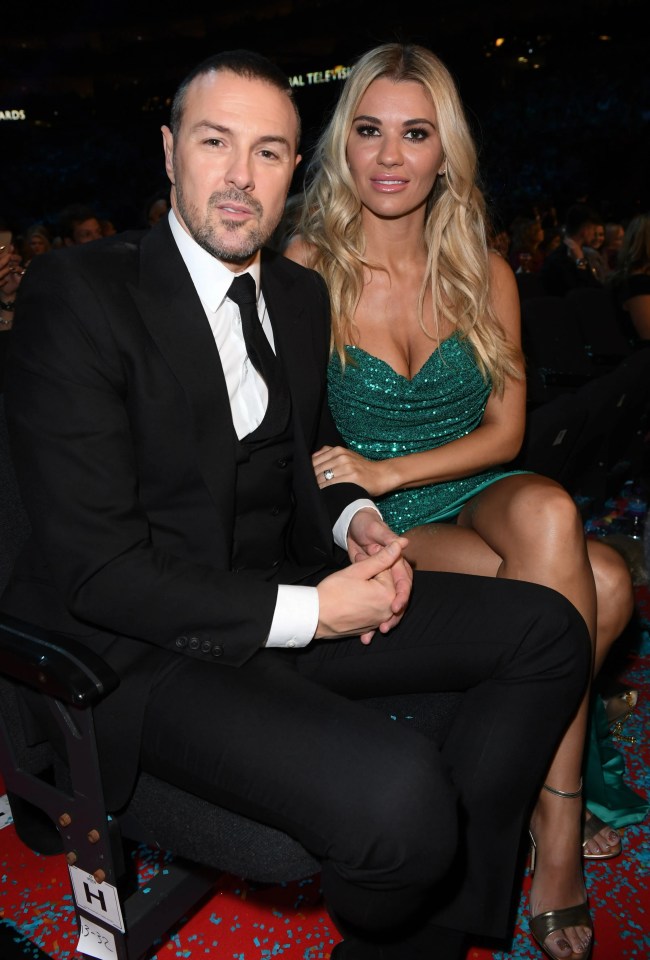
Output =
[
  {"x1": 582, "y1": 811, "x2": 622, "y2": 861},
  {"x1": 529, "y1": 782, "x2": 594, "y2": 960}
]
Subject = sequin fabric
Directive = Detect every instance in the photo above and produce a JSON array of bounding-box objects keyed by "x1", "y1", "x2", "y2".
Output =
[{"x1": 328, "y1": 334, "x2": 529, "y2": 533}]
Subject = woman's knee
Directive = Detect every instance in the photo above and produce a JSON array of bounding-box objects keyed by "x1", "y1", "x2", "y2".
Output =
[{"x1": 588, "y1": 540, "x2": 635, "y2": 645}]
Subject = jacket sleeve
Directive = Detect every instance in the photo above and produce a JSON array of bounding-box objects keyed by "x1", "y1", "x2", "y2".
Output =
[{"x1": 3, "y1": 249, "x2": 278, "y2": 668}]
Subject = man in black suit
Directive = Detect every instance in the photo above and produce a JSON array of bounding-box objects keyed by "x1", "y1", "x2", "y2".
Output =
[{"x1": 2, "y1": 50, "x2": 591, "y2": 959}]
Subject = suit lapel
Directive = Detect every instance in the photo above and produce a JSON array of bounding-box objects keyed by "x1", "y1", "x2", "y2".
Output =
[{"x1": 129, "y1": 222, "x2": 237, "y2": 519}]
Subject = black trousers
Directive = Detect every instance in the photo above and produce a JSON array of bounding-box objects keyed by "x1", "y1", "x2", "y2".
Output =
[{"x1": 141, "y1": 571, "x2": 590, "y2": 946}]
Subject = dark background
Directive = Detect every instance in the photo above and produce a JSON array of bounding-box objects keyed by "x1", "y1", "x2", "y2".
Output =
[{"x1": 1, "y1": 0, "x2": 648, "y2": 234}]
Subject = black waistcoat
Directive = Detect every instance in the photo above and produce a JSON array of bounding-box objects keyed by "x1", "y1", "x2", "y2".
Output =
[{"x1": 230, "y1": 383, "x2": 294, "y2": 581}]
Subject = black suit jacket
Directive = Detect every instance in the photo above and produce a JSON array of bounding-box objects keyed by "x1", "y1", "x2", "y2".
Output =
[{"x1": 1, "y1": 220, "x2": 367, "y2": 807}]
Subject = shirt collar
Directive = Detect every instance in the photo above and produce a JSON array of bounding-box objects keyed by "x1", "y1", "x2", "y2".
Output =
[{"x1": 168, "y1": 208, "x2": 261, "y2": 312}]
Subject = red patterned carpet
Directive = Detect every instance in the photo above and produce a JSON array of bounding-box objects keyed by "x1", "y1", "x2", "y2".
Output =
[{"x1": 2, "y1": 558, "x2": 649, "y2": 960}]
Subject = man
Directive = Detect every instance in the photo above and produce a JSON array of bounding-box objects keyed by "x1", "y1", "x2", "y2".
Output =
[
  {"x1": 2, "y1": 50, "x2": 590, "y2": 959},
  {"x1": 57, "y1": 202, "x2": 104, "y2": 245},
  {"x1": 541, "y1": 203, "x2": 604, "y2": 295}
]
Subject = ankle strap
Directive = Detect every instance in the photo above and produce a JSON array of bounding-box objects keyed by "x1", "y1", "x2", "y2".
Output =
[{"x1": 543, "y1": 778, "x2": 583, "y2": 799}]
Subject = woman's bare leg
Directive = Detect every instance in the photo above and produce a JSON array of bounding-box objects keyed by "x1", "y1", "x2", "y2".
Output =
[
  {"x1": 404, "y1": 474, "x2": 633, "y2": 959},
  {"x1": 582, "y1": 539, "x2": 635, "y2": 855}
]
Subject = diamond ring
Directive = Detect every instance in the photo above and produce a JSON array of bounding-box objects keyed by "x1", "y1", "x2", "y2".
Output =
[{"x1": 323, "y1": 468, "x2": 335, "y2": 481}]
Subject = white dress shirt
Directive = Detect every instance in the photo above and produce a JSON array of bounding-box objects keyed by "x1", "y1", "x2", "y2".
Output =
[{"x1": 168, "y1": 210, "x2": 377, "y2": 647}]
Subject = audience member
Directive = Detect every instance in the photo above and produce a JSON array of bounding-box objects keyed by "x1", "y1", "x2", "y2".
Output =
[
  {"x1": 267, "y1": 192, "x2": 305, "y2": 252},
  {"x1": 286, "y1": 42, "x2": 635, "y2": 960},
  {"x1": 608, "y1": 212, "x2": 650, "y2": 344},
  {"x1": 583, "y1": 217, "x2": 609, "y2": 282},
  {"x1": 509, "y1": 216, "x2": 545, "y2": 273},
  {"x1": 21, "y1": 223, "x2": 52, "y2": 264},
  {"x1": 540, "y1": 225, "x2": 563, "y2": 258},
  {"x1": 143, "y1": 189, "x2": 171, "y2": 227},
  {"x1": 0, "y1": 240, "x2": 24, "y2": 390},
  {"x1": 603, "y1": 221, "x2": 625, "y2": 273},
  {"x1": 0, "y1": 49, "x2": 592, "y2": 960},
  {"x1": 57, "y1": 203, "x2": 104, "y2": 246},
  {"x1": 541, "y1": 204, "x2": 604, "y2": 295},
  {"x1": 486, "y1": 214, "x2": 510, "y2": 260}
]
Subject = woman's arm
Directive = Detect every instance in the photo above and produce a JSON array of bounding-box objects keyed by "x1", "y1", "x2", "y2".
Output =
[
  {"x1": 313, "y1": 253, "x2": 528, "y2": 496},
  {"x1": 624, "y1": 294, "x2": 650, "y2": 341}
]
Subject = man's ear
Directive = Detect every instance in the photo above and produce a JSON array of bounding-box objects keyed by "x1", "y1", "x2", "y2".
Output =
[{"x1": 161, "y1": 126, "x2": 175, "y2": 184}]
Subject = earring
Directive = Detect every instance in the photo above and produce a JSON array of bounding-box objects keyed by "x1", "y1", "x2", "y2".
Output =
[{"x1": 438, "y1": 166, "x2": 447, "y2": 178}]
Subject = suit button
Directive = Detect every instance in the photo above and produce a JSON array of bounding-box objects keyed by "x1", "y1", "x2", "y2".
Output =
[
  {"x1": 189, "y1": 636, "x2": 200, "y2": 651},
  {"x1": 277, "y1": 458, "x2": 288, "y2": 468},
  {"x1": 271, "y1": 559, "x2": 280, "y2": 568},
  {"x1": 201, "y1": 640, "x2": 212, "y2": 654},
  {"x1": 211, "y1": 645, "x2": 224, "y2": 658},
  {"x1": 270, "y1": 506, "x2": 280, "y2": 516},
  {"x1": 175, "y1": 636, "x2": 188, "y2": 648}
]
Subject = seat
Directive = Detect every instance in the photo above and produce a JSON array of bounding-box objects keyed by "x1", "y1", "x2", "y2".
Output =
[
  {"x1": 564, "y1": 287, "x2": 633, "y2": 370},
  {"x1": 512, "y1": 390, "x2": 591, "y2": 488},
  {"x1": 0, "y1": 397, "x2": 461, "y2": 960},
  {"x1": 545, "y1": 350, "x2": 650, "y2": 505},
  {"x1": 515, "y1": 271, "x2": 546, "y2": 302},
  {"x1": 513, "y1": 346, "x2": 650, "y2": 508},
  {"x1": 520, "y1": 296, "x2": 602, "y2": 406}
]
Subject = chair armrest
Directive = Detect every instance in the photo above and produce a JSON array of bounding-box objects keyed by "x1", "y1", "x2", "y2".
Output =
[{"x1": 0, "y1": 613, "x2": 119, "y2": 707}]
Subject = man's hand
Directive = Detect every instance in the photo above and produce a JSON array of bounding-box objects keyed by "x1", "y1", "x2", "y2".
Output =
[
  {"x1": 347, "y1": 508, "x2": 412, "y2": 640},
  {"x1": 316, "y1": 540, "x2": 410, "y2": 644}
]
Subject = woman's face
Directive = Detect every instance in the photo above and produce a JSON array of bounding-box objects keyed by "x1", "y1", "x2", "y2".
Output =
[
  {"x1": 28, "y1": 234, "x2": 48, "y2": 256},
  {"x1": 345, "y1": 76, "x2": 445, "y2": 222},
  {"x1": 592, "y1": 225, "x2": 605, "y2": 249}
]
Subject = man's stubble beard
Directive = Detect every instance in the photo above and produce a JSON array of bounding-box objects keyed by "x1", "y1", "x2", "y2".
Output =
[{"x1": 175, "y1": 183, "x2": 279, "y2": 265}]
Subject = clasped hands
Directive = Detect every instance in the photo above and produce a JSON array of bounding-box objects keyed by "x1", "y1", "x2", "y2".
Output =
[{"x1": 315, "y1": 501, "x2": 412, "y2": 645}]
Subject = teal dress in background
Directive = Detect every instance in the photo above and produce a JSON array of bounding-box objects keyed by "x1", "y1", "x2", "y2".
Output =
[{"x1": 328, "y1": 334, "x2": 648, "y2": 828}]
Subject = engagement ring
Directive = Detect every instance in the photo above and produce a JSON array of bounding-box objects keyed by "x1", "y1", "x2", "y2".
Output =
[{"x1": 323, "y1": 468, "x2": 335, "y2": 481}]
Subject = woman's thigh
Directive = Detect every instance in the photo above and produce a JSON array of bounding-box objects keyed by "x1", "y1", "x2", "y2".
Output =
[{"x1": 404, "y1": 474, "x2": 579, "y2": 576}]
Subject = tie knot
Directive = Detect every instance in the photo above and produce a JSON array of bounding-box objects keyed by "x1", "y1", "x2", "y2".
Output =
[{"x1": 227, "y1": 273, "x2": 257, "y2": 307}]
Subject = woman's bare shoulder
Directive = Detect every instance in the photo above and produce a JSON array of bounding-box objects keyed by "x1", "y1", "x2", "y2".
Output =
[{"x1": 283, "y1": 235, "x2": 316, "y2": 268}]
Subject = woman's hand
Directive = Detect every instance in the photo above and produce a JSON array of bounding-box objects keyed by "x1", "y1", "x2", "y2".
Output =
[
  {"x1": 312, "y1": 444, "x2": 395, "y2": 496},
  {"x1": 0, "y1": 245, "x2": 24, "y2": 299}
]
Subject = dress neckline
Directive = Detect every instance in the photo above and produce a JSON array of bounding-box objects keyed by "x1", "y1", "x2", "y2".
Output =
[{"x1": 344, "y1": 332, "x2": 460, "y2": 383}]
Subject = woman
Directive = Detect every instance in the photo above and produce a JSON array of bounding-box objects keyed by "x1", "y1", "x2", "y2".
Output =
[
  {"x1": 0, "y1": 241, "x2": 24, "y2": 390},
  {"x1": 509, "y1": 215, "x2": 545, "y2": 273},
  {"x1": 285, "y1": 43, "x2": 636, "y2": 960},
  {"x1": 609, "y1": 212, "x2": 650, "y2": 344}
]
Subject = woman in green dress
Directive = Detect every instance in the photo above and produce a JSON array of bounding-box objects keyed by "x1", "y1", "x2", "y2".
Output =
[{"x1": 285, "y1": 42, "x2": 640, "y2": 960}]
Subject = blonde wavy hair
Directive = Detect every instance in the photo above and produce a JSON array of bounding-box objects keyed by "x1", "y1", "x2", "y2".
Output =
[
  {"x1": 614, "y1": 213, "x2": 650, "y2": 277},
  {"x1": 297, "y1": 43, "x2": 521, "y2": 393}
]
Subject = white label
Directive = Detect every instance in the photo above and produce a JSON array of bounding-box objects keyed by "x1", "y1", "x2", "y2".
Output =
[
  {"x1": 68, "y1": 864, "x2": 125, "y2": 932},
  {"x1": 75, "y1": 914, "x2": 118, "y2": 959},
  {"x1": 0, "y1": 794, "x2": 14, "y2": 830}
]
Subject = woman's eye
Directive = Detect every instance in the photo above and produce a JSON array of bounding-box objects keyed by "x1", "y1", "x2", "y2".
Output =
[
  {"x1": 405, "y1": 128, "x2": 429, "y2": 141},
  {"x1": 356, "y1": 124, "x2": 379, "y2": 137}
]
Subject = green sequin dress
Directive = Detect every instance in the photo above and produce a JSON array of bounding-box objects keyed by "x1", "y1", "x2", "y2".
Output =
[
  {"x1": 328, "y1": 334, "x2": 649, "y2": 829},
  {"x1": 327, "y1": 333, "x2": 529, "y2": 534}
]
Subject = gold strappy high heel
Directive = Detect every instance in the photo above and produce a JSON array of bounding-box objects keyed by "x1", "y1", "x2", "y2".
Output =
[
  {"x1": 529, "y1": 782, "x2": 593, "y2": 960},
  {"x1": 583, "y1": 811, "x2": 622, "y2": 861}
]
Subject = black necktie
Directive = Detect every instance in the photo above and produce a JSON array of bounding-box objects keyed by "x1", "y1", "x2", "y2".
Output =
[{"x1": 226, "y1": 273, "x2": 290, "y2": 434}]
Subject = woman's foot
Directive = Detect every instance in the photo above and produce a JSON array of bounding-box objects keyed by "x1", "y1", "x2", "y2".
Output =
[
  {"x1": 583, "y1": 809, "x2": 622, "y2": 860},
  {"x1": 529, "y1": 785, "x2": 593, "y2": 959}
]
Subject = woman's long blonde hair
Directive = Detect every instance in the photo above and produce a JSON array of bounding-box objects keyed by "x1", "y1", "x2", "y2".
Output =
[{"x1": 297, "y1": 43, "x2": 521, "y2": 393}]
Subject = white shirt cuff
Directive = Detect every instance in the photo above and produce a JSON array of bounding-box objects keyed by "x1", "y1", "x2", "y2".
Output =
[
  {"x1": 266, "y1": 584, "x2": 319, "y2": 648},
  {"x1": 333, "y1": 499, "x2": 382, "y2": 550}
]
